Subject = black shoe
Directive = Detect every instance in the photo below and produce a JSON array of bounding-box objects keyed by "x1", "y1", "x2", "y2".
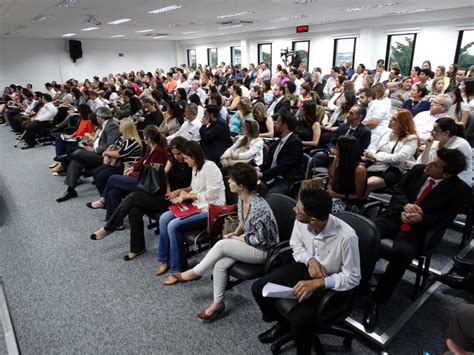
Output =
[
  {"x1": 258, "y1": 323, "x2": 290, "y2": 344},
  {"x1": 123, "y1": 250, "x2": 146, "y2": 261},
  {"x1": 453, "y1": 256, "x2": 474, "y2": 274},
  {"x1": 21, "y1": 144, "x2": 35, "y2": 150},
  {"x1": 56, "y1": 189, "x2": 78, "y2": 203},
  {"x1": 436, "y1": 273, "x2": 465, "y2": 289},
  {"x1": 363, "y1": 298, "x2": 380, "y2": 333}
]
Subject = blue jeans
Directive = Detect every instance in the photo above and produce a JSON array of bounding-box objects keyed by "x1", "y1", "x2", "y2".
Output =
[
  {"x1": 157, "y1": 210, "x2": 208, "y2": 272},
  {"x1": 103, "y1": 175, "x2": 138, "y2": 221}
]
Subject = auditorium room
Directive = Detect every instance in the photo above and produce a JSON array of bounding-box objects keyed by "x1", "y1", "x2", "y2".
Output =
[{"x1": 0, "y1": 0, "x2": 473, "y2": 354}]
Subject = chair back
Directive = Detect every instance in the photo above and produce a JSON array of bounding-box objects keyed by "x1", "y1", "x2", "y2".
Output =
[
  {"x1": 262, "y1": 143, "x2": 269, "y2": 164},
  {"x1": 266, "y1": 194, "x2": 297, "y2": 242},
  {"x1": 335, "y1": 212, "x2": 380, "y2": 294},
  {"x1": 465, "y1": 111, "x2": 474, "y2": 147}
]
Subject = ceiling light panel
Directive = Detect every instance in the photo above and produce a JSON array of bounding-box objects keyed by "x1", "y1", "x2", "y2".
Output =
[
  {"x1": 182, "y1": 31, "x2": 197, "y2": 35},
  {"x1": 81, "y1": 27, "x2": 98, "y2": 31},
  {"x1": 269, "y1": 15, "x2": 307, "y2": 22},
  {"x1": 217, "y1": 11, "x2": 252, "y2": 19},
  {"x1": 32, "y1": 15, "x2": 51, "y2": 22},
  {"x1": 148, "y1": 5, "x2": 183, "y2": 14},
  {"x1": 294, "y1": 0, "x2": 318, "y2": 4},
  {"x1": 345, "y1": 2, "x2": 399, "y2": 12},
  {"x1": 136, "y1": 29, "x2": 154, "y2": 33},
  {"x1": 62, "y1": 33, "x2": 76, "y2": 37},
  {"x1": 382, "y1": 8, "x2": 431, "y2": 15},
  {"x1": 56, "y1": 0, "x2": 80, "y2": 8},
  {"x1": 108, "y1": 18, "x2": 131, "y2": 25},
  {"x1": 110, "y1": 34, "x2": 125, "y2": 38},
  {"x1": 218, "y1": 24, "x2": 243, "y2": 30}
]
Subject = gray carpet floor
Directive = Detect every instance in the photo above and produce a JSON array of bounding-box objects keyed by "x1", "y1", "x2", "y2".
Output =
[{"x1": 0, "y1": 125, "x2": 472, "y2": 354}]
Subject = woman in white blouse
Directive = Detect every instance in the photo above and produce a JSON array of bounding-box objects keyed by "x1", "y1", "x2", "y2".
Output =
[
  {"x1": 220, "y1": 119, "x2": 264, "y2": 167},
  {"x1": 417, "y1": 117, "x2": 472, "y2": 186},
  {"x1": 156, "y1": 141, "x2": 226, "y2": 284},
  {"x1": 365, "y1": 109, "x2": 419, "y2": 194}
]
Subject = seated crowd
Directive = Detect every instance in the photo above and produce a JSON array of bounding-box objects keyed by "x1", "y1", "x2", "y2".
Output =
[{"x1": 1, "y1": 58, "x2": 474, "y2": 354}]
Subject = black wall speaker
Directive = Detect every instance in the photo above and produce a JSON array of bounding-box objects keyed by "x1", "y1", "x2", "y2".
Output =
[{"x1": 69, "y1": 40, "x2": 82, "y2": 62}]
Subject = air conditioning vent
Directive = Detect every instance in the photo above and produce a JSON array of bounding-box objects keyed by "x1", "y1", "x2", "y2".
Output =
[{"x1": 219, "y1": 20, "x2": 253, "y2": 26}]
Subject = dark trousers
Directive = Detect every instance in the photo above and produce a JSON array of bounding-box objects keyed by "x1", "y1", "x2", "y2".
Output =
[
  {"x1": 92, "y1": 164, "x2": 124, "y2": 195},
  {"x1": 11, "y1": 114, "x2": 29, "y2": 132},
  {"x1": 373, "y1": 215, "x2": 422, "y2": 303},
  {"x1": 267, "y1": 178, "x2": 291, "y2": 195},
  {"x1": 104, "y1": 191, "x2": 170, "y2": 253},
  {"x1": 252, "y1": 262, "x2": 330, "y2": 355},
  {"x1": 54, "y1": 137, "x2": 79, "y2": 158},
  {"x1": 64, "y1": 149, "x2": 102, "y2": 188},
  {"x1": 103, "y1": 175, "x2": 138, "y2": 221},
  {"x1": 23, "y1": 120, "x2": 51, "y2": 146}
]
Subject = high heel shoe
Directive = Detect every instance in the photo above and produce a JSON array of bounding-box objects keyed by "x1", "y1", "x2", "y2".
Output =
[
  {"x1": 123, "y1": 250, "x2": 146, "y2": 261},
  {"x1": 90, "y1": 229, "x2": 112, "y2": 240},
  {"x1": 197, "y1": 304, "x2": 225, "y2": 322}
]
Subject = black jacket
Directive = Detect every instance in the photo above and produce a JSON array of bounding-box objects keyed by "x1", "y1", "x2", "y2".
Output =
[
  {"x1": 380, "y1": 164, "x2": 470, "y2": 234},
  {"x1": 260, "y1": 133, "x2": 304, "y2": 185},
  {"x1": 199, "y1": 119, "x2": 233, "y2": 164},
  {"x1": 331, "y1": 123, "x2": 371, "y2": 153}
]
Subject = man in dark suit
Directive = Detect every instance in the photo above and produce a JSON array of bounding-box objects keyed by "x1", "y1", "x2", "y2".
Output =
[
  {"x1": 364, "y1": 148, "x2": 471, "y2": 332},
  {"x1": 57, "y1": 106, "x2": 120, "y2": 202},
  {"x1": 266, "y1": 85, "x2": 291, "y2": 120},
  {"x1": 259, "y1": 111, "x2": 304, "y2": 195},
  {"x1": 199, "y1": 104, "x2": 232, "y2": 165},
  {"x1": 313, "y1": 104, "x2": 371, "y2": 168}
]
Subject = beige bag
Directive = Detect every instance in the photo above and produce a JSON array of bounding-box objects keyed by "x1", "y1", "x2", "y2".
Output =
[{"x1": 299, "y1": 174, "x2": 330, "y2": 192}]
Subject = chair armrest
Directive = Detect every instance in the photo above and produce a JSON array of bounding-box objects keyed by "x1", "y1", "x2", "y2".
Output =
[
  {"x1": 209, "y1": 211, "x2": 238, "y2": 240},
  {"x1": 308, "y1": 148, "x2": 327, "y2": 157},
  {"x1": 359, "y1": 200, "x2": 386, "y2": 219},
  {"x1": 421, "y1": 225, "x2": 447, "y2": 255},
  {"x1": 264, "y1": 243, "x2": 293, "y2": 275},
  {"x1": 317, "y1": 289, "x2": 354, "y2": 325}
]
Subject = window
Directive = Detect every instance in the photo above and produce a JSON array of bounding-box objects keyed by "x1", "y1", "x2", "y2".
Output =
[
  {"x1": 333, "y1": 38, "x2": 356, "y2": 67},
  {"x1": 231, "y1": 46, "x2": 241, "y2": 65},
  {"x1": 454, "y1": 30, "x2": 474, "y2": 68},
  {"x1": 187, "y1": 49, "x2": 196, "y2": 68},
  {"x1": 258, "y1": 43, "x2": 272, "y2": 70},
  {"x1": 292, "y1": 41, "x2": 310, "y2": 68},
  {"x1": 385, "y1": 33, "x2": 417, "y2": 76},
  {"x1": 207, "y1": 48, "x2": 218, "y2": 66}
]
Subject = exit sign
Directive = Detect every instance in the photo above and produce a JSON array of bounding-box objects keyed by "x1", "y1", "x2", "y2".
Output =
[{"x1": 296, "y1": 25, "x2": 309, "y2": 33}]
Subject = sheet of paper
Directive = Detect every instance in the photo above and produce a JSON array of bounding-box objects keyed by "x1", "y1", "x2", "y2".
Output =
[{"x1": 262, "y1": 282, "x2": 296, "y2": 299}]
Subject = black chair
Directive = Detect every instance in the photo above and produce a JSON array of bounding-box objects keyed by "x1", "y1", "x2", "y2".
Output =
[
  {"x1": 361, "y1": 199, "x2": 453, "y2": 299},
  {"x1": 269, "y1": 212, "x2": 379, "y2": 354},
  {"x1": 226, "y1": 194, "x2": 297, "y2": 290},
  {"x1": 464, "y1": 111, "x2": 474, "y2": 147}
]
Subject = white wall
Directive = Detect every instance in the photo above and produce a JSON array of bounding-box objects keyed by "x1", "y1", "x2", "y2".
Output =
[
  {"x1": 177, "y1": 7, "x2": 474, "y2": 75},
  {"x1": 0, "y1": 38, "x2": 177, "y2": 90}
]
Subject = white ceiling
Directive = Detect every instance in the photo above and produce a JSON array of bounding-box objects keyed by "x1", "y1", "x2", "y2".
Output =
[{"x1": 0, "y1": 0, "x2": 473, "y2": 41}]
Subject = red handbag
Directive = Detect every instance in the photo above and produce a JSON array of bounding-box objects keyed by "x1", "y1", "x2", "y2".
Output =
[
  {"x1": 207, "y1": 204, "x2": 237, "y2": 235},
  {"x1": 169, "y1": 203, "x2": 201, "y2": 218}
]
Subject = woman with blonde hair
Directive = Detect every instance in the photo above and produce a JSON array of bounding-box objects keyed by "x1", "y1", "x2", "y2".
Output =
[
  {"x1": 253, "y1": 102, "x2": 273, "y2": 138},
  {"x1": 228, "y1": 97, "x2": 253, "y2": 136},
  {"x1": 221, "y1": 119, "x2": 264, "y2": 167},
  {"x1": 364, "y1": 109, "x2": 418, "y2": 194},
  {"x1": 90, "y1": 117, "x2": 143, "y2": 197}
]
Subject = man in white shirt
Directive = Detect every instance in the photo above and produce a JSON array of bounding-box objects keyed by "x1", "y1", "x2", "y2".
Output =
[
  {"x1": 373, "y1": 64, "x2": 390, "y2": 85},
  {"x1": 87, "y1": 90, "x2": 105, "y2": 113},
  {"x1": 21, "y1": 93, "x2": 58, "y2": 149},
  {"x1": 187, "y1": 80, "x2": 207, "y2": 105},
  {"x1": 413, "y1": 94, "x2": 451, "y2": 143},
  {"x1": 289, "y1": 69, "x2": 301, "y2": 95},
  {"x1": 359, "y1": 87, "x2": 391, "y2": 149},
  {"x1": 177, "y1": 73, "x2": 190, "y2": 91},
  {"x1": 252, "y1": 188, "x2": 360, "y2": 354},
  {"x1": 167, "y1": 103, "x2": 201, "y2": 143},
  {"x1": 44, "y1": 82, "x2": 57, "y2": 97},
  {"x1": 235, "y1": 78, "x2": 250, "y2": 98}
]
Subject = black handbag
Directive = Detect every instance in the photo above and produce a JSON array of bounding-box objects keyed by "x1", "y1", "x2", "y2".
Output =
[{"x1": 136, "y1": 163, "x2": 167, "y2": 196}]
